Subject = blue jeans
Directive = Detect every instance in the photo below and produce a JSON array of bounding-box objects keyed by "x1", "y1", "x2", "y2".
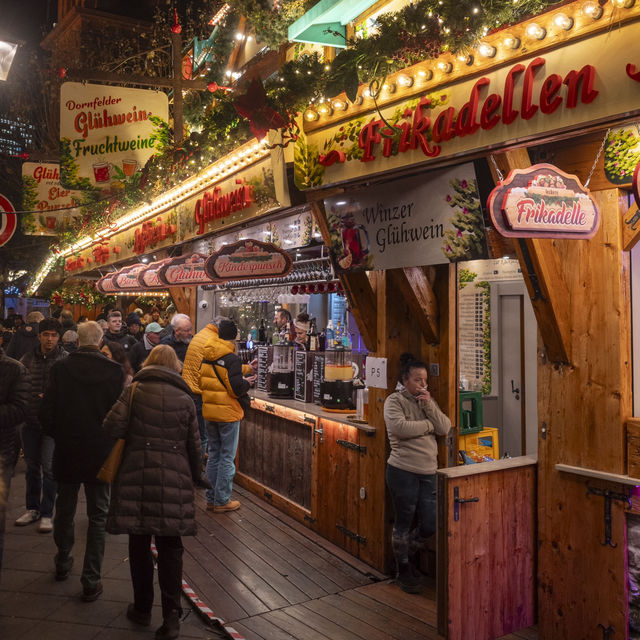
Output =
[
  {"x1": 54, "y1": 482, "x2": 110, "y2": 589},
  {"x1": 21, "y1": 425, "x2": 57, "y2": 518},
  {"x1": 386, "y1": 464, "x2": 437, "y2": 565},
  {"x1": 205, "y1": 420, "x2": 240, "y2": 506}
]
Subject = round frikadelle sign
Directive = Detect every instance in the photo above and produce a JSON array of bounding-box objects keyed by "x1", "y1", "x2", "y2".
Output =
[{"x1": 0, "y1": 193, "x2": 17, "y2": 247}]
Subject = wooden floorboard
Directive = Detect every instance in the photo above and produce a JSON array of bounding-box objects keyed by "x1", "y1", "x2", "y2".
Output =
[{"x1": 186, "y1": 488, "x2": 538, "y2": 640}]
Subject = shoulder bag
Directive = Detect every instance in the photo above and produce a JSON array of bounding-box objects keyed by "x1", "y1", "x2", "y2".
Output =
[{"x1": 97, "y1": 381, "x2": 138, "y2": 483}]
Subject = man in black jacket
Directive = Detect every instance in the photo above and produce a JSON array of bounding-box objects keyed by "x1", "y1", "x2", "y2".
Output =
[
  {"x1": 0, "y1": 349, "x2": 29, "y2": 577},
  {"x1": 103, "y1": 310, "x2": 136, "y2": 352},
  {"x1": 39, "y1": 321, "x2": 123, "y2": 602},
  {"x1": 16, "y1": 318, "x2": 67, "y2": 532}
]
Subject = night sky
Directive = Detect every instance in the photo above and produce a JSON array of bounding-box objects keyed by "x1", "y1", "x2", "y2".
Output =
[{"x1": 2, "y1": 0, "x2": 56, "y2": 45}]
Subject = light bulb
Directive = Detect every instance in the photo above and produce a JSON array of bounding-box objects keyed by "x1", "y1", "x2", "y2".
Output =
[
  {"x1": 437, "y1": 61, "x2": 453, "y2": 73},
  {"x1": 363, "y1": 89, "x2": 372, "y2": 98},
  {"x1": 553, "y1": 13, "x2": 573, "y2": 30},
  {"x1": 317, "y1": 103, "x2": 333, "y2": 116},
  {"x1": 382, "y1": 82, "x2": 396, "y2": 93},
  {"x1": 417, "y1": 68, "x2": 433, "y2": 81},
  {"x1": 525, "y1": 23, "x2": 546, "y2": 40},
  {"x1": 304, "y1": 109, "x2": 319, "y2": 121},
  {"x1": 397, "y1": 74, "x2": 414, "y2": 87},
  {"x1": 478, "y1": 42, "x2": 496, "y2": 58},
  {"x1": 457, "y1": 54, "x2": 473, "y2": 65},
  {"x1": 613, "y1": 0, "x2": 634, "y2": 6},
  {"x1": 332, "y1": 99, "x2": 348, "y2": 111}
]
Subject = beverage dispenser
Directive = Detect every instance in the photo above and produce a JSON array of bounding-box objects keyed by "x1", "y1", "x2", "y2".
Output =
[
  {"x1": 267, "y1": 341, "x2": 295, "y2": 398},
  {"x1": 321, "y1": 346, "x2": 357, "y2": 411}
]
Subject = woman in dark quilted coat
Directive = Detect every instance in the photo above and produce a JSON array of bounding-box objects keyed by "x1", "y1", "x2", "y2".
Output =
[{"x1": 103, "y1": 345, "x2": 202, "y2": 640}]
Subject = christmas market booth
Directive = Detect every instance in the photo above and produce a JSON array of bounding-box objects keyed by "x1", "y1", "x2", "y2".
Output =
[
  {"x1": 24, "y1": 0, "x2": 640, "y2": 637},
  {"x1": 288, "y1": 1, "x2": 640, "y2": 638}
]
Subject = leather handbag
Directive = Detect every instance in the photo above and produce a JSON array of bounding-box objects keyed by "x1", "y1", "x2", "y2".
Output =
[{"x1": 97, "y1": 381, "x2": 138, "y2": 483}]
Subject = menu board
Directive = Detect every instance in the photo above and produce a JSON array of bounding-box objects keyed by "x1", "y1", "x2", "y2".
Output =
[
  {"x1": 256, "y1": 346, "x2": 270, "y2": 392},
  {"x1": 312, "y1": 354, "x2": 325, "y2": 405},
  {"x1": 458, "y1": 282, "x2": 490, "y2": 393},
  {"x1": 295, "y1": 351, "x2": 307, "y2": 401}
]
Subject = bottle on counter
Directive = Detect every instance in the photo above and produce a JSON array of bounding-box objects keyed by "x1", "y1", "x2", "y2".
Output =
[
  {"x1": 318, "y1": 329, "x2": 326, "y2": 352},
  {"x1": 250, "y1": 324, "x2": 258, "y2": 341},
  {"x1": 258, "y1": 319, "x2": 266, "y2": 343},
  {"x1": 308, "y1": 318, "x2": 318, "y2": 351},
  {"x1": 326, "y1": 320, "x2": 335, "y2": 349}
]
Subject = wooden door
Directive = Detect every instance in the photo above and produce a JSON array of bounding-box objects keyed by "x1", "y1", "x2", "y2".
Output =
[
  {"x1": 437, "y1": 457, "x2": 536, "y2": 640},
  {"x1": 313, "y1": 418, "x2": 363, "y2": 557}
]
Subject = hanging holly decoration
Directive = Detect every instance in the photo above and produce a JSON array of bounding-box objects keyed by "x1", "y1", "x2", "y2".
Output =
[{"x1": 50, "y1": 281, "x2": 115, "y2": 309}]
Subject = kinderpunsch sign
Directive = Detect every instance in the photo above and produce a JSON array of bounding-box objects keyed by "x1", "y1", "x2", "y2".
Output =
[{"x1": 59, "y1": 83, "x2": 168, "y2": 194}]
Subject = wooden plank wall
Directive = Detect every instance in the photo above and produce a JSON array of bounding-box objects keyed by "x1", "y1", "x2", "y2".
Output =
[{"x1": 494, "y1": 150, "x2": 632, "y2": 637}]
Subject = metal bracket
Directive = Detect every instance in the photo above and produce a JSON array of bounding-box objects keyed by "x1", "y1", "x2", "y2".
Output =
[
  {"x1": 304, "y1": 514, "x2": 316, "y2": 524},
  {"x1": 586, "y1": 484, "x2": 631, "y2": 548},
  {"x1": 336, "y1": 439, "x2": 367, "y2": 454},
  {"x1": 314, "y1": 426, "x2": 324, "y2": 444},
  {"x1": 453, "y1": 486, "x2": 479, "y2": 522},
  {"x1": 336, "y1": 524, "x2": 367, "y2": 544},
  {"x1": 303, "y1": 416, "x2": 316, "y2": 426},
  {"x1": 264, "y1": 404, "x2": 276, "y2": 414},
  {"x1": 598, "y1": 623, "x2": 615, "y2": 639}
]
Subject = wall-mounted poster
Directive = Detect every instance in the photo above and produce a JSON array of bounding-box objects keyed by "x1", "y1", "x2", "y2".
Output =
[
  {"x1": 21, "y1": 162, "x2": 82, "y2": 235},
  {"x1": 59, "y1": 83, "x2": 168, "y2": 195},
  {"x1": 324, "y1": 163, "x2": 485, "y2": 273}
]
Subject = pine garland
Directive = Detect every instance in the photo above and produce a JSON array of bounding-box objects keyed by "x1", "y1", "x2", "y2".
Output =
[{"x1": 53, "y1": 0, "x2": 561, "y2": 252}]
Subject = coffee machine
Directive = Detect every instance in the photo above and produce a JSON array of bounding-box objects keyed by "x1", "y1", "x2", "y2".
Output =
[
  {"x1": 267, "y1": 341, "x2": 295, "y2": 398},
  {"x1": 321, "y1": 346, "x2": 357, "y2": 411}
]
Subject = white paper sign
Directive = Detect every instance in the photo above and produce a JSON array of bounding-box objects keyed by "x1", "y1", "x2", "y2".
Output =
[{"x1": 365, "y1": 356, "x2": 387, "y2": 389}]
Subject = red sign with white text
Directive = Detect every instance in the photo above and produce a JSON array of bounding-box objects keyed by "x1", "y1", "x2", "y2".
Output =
[
  {"x1": 204, "y1": 240, "x2": 293, "y2": 281},
  {"x1": 488, "y1": 164, "x2": 600, "y2": 239},
  {"x1": 0, "y1": 194, "x2": 17, "y2": 248},
  {"x1": 158, "y1": 253, "x2": 215, "y2": 286}
]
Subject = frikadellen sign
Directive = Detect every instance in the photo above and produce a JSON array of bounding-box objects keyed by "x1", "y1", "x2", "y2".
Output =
[
  {"x1": 487, "y1": 164, "x2": 600, "y2": 239},
  {"x1": 295, "y1": 21, "x2": 640, "y2": 190}
]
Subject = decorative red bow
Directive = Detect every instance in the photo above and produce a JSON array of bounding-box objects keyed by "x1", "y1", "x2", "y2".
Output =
[{"x1": 233, "y1": 77, "x2": 287, "y2": 140}]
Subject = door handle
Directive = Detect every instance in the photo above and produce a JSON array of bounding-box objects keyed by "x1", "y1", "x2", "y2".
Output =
[
  {"x1": 510, "y1": 379, "x2": 520, "y2": 400},
  {"x1": 453, "y1": 486, "x2": 479, "y2": 522}
]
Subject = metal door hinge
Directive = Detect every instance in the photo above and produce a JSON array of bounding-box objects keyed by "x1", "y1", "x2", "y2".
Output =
[
  {"x1": 303, "y1": 416, "x2": 316, "y2": 426},
  {"x1": 453, "y1": 485, "x2": 479, "y2": 522},
  {"x1": 265, "y1": 404, "x2": 276, "y2": 413},
  {"x1": 336, "y1": 524, "x2": 367, "y2": 544},
  {"x1": 304, "y1": 514, "x2": 316, "y2": 524},
  {"x1": 314, "y1": 426, "x2": 324, "y2": 444},
  {"x1": 586, "y1": 484, "x2": 631, "y2": 548},
  {"x1": 336, "y1": 439, "x2": 367, "y2": 454},
  {"x1": 598, "y1": 623, "x2": 615, "y2": 639}
]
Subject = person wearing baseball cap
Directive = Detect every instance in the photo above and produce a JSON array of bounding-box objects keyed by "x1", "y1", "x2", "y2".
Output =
[
  {"x1": 129, "y1": 322, "x2": 163, "y2": 372},
  {"x1": 125, "y1": 313, "x2": 143, "y2": 343}
]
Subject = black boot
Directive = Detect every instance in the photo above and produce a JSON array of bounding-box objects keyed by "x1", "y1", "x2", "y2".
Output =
[
  {"x1": 396, "y1": 562, "x2": 423, "y2": 594},
  {"x1": 155, "y1": 611, "x2": 180, "y2": 640}
]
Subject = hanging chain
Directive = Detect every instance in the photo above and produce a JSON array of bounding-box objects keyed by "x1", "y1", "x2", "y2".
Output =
[
  {"x1": 585, "y1": 128, "x2": 611, "y2": 188},
  {"x1": 489, "y1": 154, "x2": 504, "y2": 182}
]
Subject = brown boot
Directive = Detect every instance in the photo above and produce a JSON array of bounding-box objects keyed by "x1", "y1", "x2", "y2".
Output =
[
  {"x1": 155, "y1": 610, "x2": 180, "y2": 640},
  {"x1": 213, "y1": 500, "x2": 240, "y2": 513}
]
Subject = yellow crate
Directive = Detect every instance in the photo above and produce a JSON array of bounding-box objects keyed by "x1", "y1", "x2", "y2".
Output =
[{"x1": 458, "y1": 427, "x2": 500, "y2": 463}]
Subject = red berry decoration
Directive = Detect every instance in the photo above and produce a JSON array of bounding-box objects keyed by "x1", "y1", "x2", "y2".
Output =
[
  {"x1": 57, "y1": 68, "x2": 66, "y2": 78},
  {"x1": 291, "y1": 285, "x2": 299, "y2": 294},
  {"x1": 171, "y1": 8, "x2": 182, "y2": 34}
]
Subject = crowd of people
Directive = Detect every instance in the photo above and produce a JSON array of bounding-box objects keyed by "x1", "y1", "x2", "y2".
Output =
[{"x1": 0, "y1": 304, "x2": 256, "y2": 640}]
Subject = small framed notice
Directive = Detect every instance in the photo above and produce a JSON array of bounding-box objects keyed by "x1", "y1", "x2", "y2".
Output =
[{"x1": 365, "y1": 357, "x2": 387, "y2": 389}]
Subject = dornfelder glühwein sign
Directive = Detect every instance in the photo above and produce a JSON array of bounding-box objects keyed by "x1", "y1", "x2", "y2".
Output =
[
  {"x1": 487, "y1": 164, "x2": 600, "y2": 239},
  {"x1": 295, "y1": 20, "x2": 640, "y2": 190}
]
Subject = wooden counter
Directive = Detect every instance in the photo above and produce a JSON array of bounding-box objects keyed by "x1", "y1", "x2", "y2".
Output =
[{"x1": 236, "y1": 389, "x2": 381, "y2": 564}]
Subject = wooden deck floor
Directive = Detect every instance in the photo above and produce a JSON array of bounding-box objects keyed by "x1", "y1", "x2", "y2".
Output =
[{"x1": 185, "y1": 486, "x2": 537, "y2": 640}]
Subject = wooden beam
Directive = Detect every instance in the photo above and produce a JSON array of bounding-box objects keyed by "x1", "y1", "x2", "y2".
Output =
[
  {"x1": 169, "y1": 286, "x2": 196, "y2": 320},
  {"x1": 491, "y1": 149, "x2": 572, "y2": 364},
  {"x1": 308, "y1": 200, "x2": 378, "y2": 351},
  {"x1": 66, "y1": 70, "x2": 210, "y2": 90},
  {"x1": 390, "y1": 266, "x2": 439, "y2": 344}
]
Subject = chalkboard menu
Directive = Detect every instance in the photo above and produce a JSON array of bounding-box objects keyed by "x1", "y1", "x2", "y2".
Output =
[
  {"x1": 295, "y1": 351, "x2": 307, "y2": 401},
  {"x1": 312, "y1": 354, "x2": 324, "y2": 405},
  {"x1": 256, "y1": 346, "x2": 270, "y2": 392}
]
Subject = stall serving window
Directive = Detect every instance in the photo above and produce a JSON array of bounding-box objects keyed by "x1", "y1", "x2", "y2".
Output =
[{"x1": 457, "y1": 258, "x2": 538, "y2": 460}]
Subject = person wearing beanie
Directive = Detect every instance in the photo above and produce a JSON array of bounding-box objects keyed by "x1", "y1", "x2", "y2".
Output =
[
  {"x1": 199, "y1": 319, "x2": 256, "y2": 513},
  {"x1": 6, "y1": 311, "x2": 45, "y2": 361},
  {"x1": 183, "y1": 317, "x2": 256, "y2": 462},
  {"x1": 16, "y1": 318, "x2": 68, "y2": 532},
  {"x1": 129, "y1": 322, "x2": 163, "y2": 372},
  {"x1": 125, "y1": 312, "x2": 143, "y2": 342}
]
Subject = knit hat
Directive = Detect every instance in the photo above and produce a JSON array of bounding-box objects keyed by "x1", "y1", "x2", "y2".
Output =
[
  {"x1": 218, "y1": 319, "x2": 238, "y2": 341},
  {"x1": 145, "y1": 322, "x2": 163, "y2": 334},
  {"x1": 126, "y1": 312, "x2": 141, "y2": 326}
]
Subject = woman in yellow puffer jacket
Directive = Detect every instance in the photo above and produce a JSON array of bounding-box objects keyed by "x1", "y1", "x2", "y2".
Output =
[{"x1": 199, "y1": 319, "x2": 255, "y2": 513}]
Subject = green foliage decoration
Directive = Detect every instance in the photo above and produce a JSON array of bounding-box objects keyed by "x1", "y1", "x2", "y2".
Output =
[{"x1": 442, "y1": 178, "x2": 486, "y2": 261}]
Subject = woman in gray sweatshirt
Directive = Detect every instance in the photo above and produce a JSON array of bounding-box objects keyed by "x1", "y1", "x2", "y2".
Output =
[{"x1": 383, "y1": 352, "x2": 451, "y2": 593}]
